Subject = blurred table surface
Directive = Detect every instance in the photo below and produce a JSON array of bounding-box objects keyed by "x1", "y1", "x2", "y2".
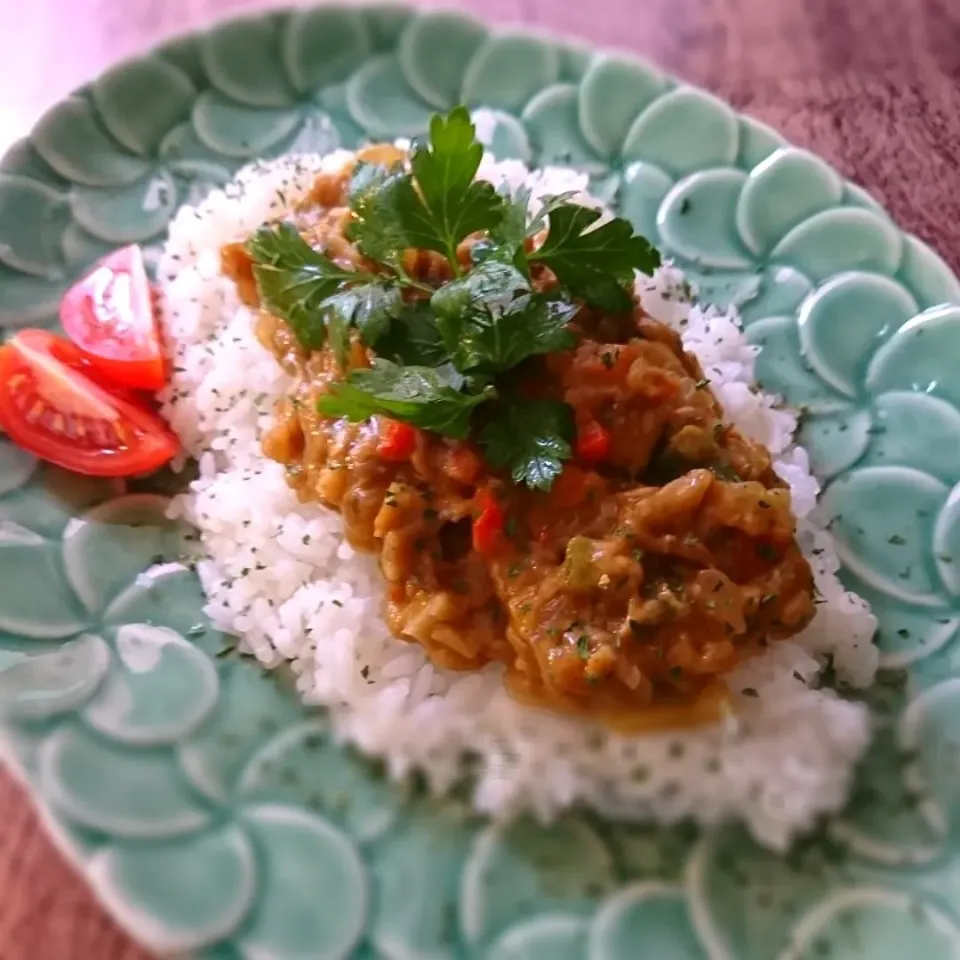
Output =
[{"x1": 0, "y1": 0, "x2": 958, "y2": 955}]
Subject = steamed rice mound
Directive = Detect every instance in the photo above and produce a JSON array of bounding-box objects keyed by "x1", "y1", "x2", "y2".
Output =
[{"x1": 156, "y1": 146, "x2": 879, "y2": 849}]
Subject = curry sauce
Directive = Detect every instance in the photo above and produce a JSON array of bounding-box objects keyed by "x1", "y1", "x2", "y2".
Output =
[{"x1": 224, "y1": 157, "x2": 816, "y2": 731}]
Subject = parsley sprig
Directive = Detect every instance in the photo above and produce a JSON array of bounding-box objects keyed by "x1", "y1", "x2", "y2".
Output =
[{"x1": 246, "y1": 105, "x2": 662, "y2": 489}]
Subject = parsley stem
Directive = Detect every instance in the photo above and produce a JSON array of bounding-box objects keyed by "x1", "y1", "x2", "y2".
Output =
[
  {"x1": 446, "y1": 242, "x2": 464, "y2": 278},
  {"x1": 392, "y1": 263, "x2": 436, "y2": 296}
]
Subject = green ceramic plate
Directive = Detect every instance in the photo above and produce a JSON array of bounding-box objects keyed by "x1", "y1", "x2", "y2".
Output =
[{"x1": 2, "y1": 4, "x2": 960, "y2": 958}]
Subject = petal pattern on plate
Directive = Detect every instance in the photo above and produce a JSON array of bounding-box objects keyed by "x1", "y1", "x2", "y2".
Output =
[
  {"x1": 0, "y1": 138, "x2": 70, "y2": 191},
  {"x1": 397, "y1": 10, "x2": 487, "y2": 110},
  {"x1": 7, "y1": 12, "x2": 960, "y2": 958},
  {"x1": 587, "y1": 170, "x2": 623, "y2": 207},
  {"x1": 599, "y1": 822, "x2": 697, "y2": 884},
  {"x1": 578, "y1": 54, "x2": 666, "y2": 158},
  {"x1": 770, "y1": 207, "x2": 903, "y2": 284},
  {"x1": 471, "y1": 108, "x2": 531, "y2": 162},
  {"x1": 487, "y1": 915, "x2": 588, "y2": 960},
  {"x1": 0, "y1": 439, "x2": 37, "y2": 497},
  {"x1": 0, "y1": 632, "x2": 109, "y2": 720},
  {"x1": 896, "y1": 234, "x2": 960, "y2": 311},
  {"x1": 735, "y1": 115, "x2": 786, "y2": 169},
  {"x1": 238, "y1": 805, "x2": 367, "y2": 960},
  {"x1": 736, "y1": 148, "x2": 842, "y2": 256},
  {"x1": 282, "y1": 6, "x2": 372, "y2": 94},
  {"x1": 62, "y1": 494, "x2": 187, "y2": 615},
  {"x1": 462, "y1": 34, "x2": 560, "y2": 113},
  {"x1": 837, "y1": 570, "x2": 958, "y2": 668},
  {"x1": 933, "y1": 482, "x2": 960, "y2": 596},
  {"x1": 781, "y1": 888, "x2": 960, "y2": 960},
  {"x1": 843, "y1": 182, "x2": 889, "y2": 217},
  {"x1": 747, "y1": 316, "x2": 848, "y2": 414},
  {"x1": 738, "y1": 264, "x2": 814, "y2": 328},
  {"x1": 684, "y1": 270, "x2": 761, "y2": 311},
  {"x1": 35, "y1": 793, "x2": 106, "y2": 858},
  {"x1": 103, "y1": 564, "x2": 227, "y2": 658},
  {"x1": 830, "y1": 726, "x2": 944, "y2": 865},
  {"x1": 191, "y1": 90, "x2": 302, "y2": 159},
  {"x1": 0, "y1": 265, "x2": 66, "y2": 328},
  {"x1": 521, "y1": 84, "x2": 603, "y2": 168},
  {"x1": 361, "y1": 3, "x2": 416, "y2": 51},
  {"x1": 622, "y1": 88, "x2": 738, "y2": 177},
  {"x1": 39, "y1": 723, "x2": 211, "y2": 838},
  {"x1": 89, "y1": 825, "x2": 255, "y2": 953},
  {"x1": 201, "y1": 13, "x2": 296, "y2": 108},
  {"x1": 866, "y1": 305, "x2": 960, "y2": 410},
  {"x1": 82, "y1": 623, "x2": 219, "y2": 745},
  {"x1": 345, "y1": 55, "x2": 435, "y2": 139},
  {"x1": 70, "y1": 169, "x2": 178, "y2": 243},
  {"x1": 798, "y1": 272, "x2": 918, "y2": 398},
  {"x1": 797, "y1": 406, "x2": 872, "y2": 480},
  {"x1": 31, "y1": 96, "x2": 152, "y2": 188},
  {"x1": 170, "y1": 164, "x2": 235, "y2": 211},
  {"x1": 0, "y1": 466, "x2": 123, "y2": 540},
  {"x1": 314, "y1": 84, "x2": 368, "y2": 150},
  {"x1": 60, "y1": 221, "x2": 118, "y2": 272},
  {"x1": 589, "y1": 883, "x2": 705, "y2": 960},
  {"x1": 860, "y1": 392, "x2": 960, "y2": 484},
  {"x1": 159, "y1": 121, "x2": 239, "y2": 170},
  {"x1": 237, "y1": 720, "x2": 404, "y2": 844},
  {"x1": 818, "y1": 466, "x2": 948, "y2": 605},
  {"x1": 268, "y1": 110, "x2": 341, "y2": 159},
  {"x1": 460, "y1": 818, "x2": 615, "y2": 946},
  {"x1": 619, "y1": 161, "x2": 674, "y2": 242},
  {"x1": 176, "y1": 659, "x2": 304, "y2": 803},
  {"x1": 92, "y1": 56, "x2": 196, "y2": 156},
  {"x1": 153, "y1": 33, "x2": 208, "y2": 89},
  {"x1": 688, "y1": 827, "x2": 853, "y2": 960},
  {"x1": 556, "y1": 40, "x2": 592, "y2": 82},
  {"x1": 658, "y1": 170, "x2": 752, "y2": 270},
  {"x1": 0, "y1": 174, "x2": 70, "y2": 276},
  {"x1": 0, "y1": 527, "x2": 88, "y2": 638},
  {"x1": 368, "y1": 798, "x2": 475, "y2": 960},
  {"x1": 900, "y1": 678, "x2": 960, "y2": 838}
]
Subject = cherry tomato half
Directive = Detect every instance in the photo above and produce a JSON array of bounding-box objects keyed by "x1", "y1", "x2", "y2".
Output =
[
  {"x1": 0, "y1": 330, "x2": 179, "y2": 477},
  {"x1": 59, "y1": 245, "x2": 166, "y2": 391}
]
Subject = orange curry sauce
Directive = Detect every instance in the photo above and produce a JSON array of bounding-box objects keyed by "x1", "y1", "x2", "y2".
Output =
[{"x1": 222, "y1": 148, "x2": 816, "y2": 732}]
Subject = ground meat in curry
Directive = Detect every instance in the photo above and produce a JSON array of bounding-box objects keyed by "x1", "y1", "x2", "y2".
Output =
[{"x1": 223, "y1": 152, "x2": 816, "y2": 732}]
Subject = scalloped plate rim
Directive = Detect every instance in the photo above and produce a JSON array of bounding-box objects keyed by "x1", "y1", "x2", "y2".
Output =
[{"x1": 1, "y1": 4, "x2": 960, "y2": 960}]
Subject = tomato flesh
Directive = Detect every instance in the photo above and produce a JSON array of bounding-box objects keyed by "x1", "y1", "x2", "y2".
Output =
[
  {"x1": 472, "y1": 489, "x2": 505, "y2": 555},
  {"x1": 377, "y1": 420, "x2": 418, "y2": 461},
  {"x1": 0, "y1": 330, "x2": 178, "y2": 477},
  {"x1": 576, "y1": 420, "x2": 612, "y2": 463},
  {"x1": 60, "y1": 245, "x2": 166, "y2": 391}
]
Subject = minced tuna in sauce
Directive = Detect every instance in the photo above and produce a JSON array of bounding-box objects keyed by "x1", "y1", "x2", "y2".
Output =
[{"x1": 222, "y1": 151, "x2": 816, "y2": 732}]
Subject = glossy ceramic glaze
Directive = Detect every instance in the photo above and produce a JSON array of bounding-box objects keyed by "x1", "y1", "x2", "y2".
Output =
[{"x1": 1, "y1": 5, "x2": 960, "y2": 958}]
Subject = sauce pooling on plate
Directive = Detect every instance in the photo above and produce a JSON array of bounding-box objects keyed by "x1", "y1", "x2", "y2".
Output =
[{"x1": 223, "y1": 114, "x2": 815, "y2": 731}]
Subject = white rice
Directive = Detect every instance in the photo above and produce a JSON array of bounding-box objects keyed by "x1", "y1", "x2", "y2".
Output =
[{"x1": 155, "y1": 146, "x2": 879, "y2": 850}]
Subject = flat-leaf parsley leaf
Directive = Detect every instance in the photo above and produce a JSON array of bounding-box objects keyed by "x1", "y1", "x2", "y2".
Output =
[
  {"x1": 480, "y1": 397, "x2": 575, "y2": 490},
  {"x1": 431, "y1": 260, "x2": 576, "y2": 374},
  {"x1": 320, "y1": 283, "x2": 403, "y2": 366},
  {"x1": 346, "y1": 163, "x2": 415, "y2": 268},
  {"x1": 374, "y1": 301, "x2": 452, "y2": 368},
  {"x1": 397, "y1": 108, "x2": 505, "y2": 270},
  {"x1": 246, "y1": 104, "x2": 665, "y2": 492},
  {"x1": 531, "y1": 203, "x2": 661, "y2": 312},
  {"x1": 247, "y1": 223, "x2": 378, "y2": 349},
  {"x1": 317, "y1": 359, "x2": 494, "y2": 438}
]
